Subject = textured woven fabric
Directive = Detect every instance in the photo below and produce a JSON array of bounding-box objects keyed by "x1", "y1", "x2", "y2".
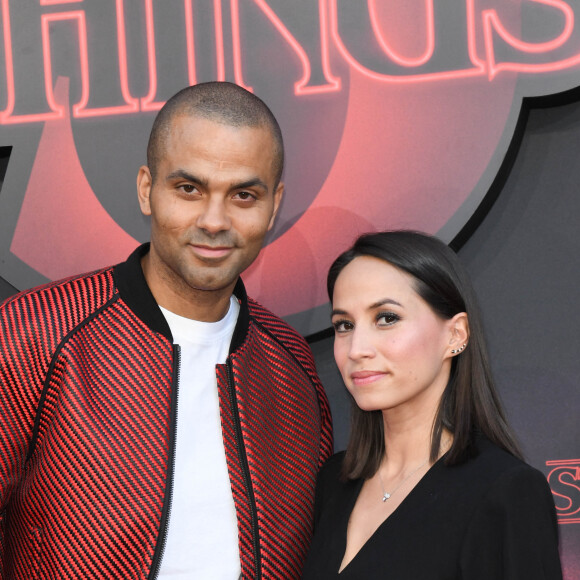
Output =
[
  {"x1": 0, "y1": 247, "x2": 333, "y2": 579},
  {"x1": 218, "y1": 300, "x2": 333, "y2": 579},
  {"x1": 1, "y1": 269, "x2": 173, "y2": 578}
]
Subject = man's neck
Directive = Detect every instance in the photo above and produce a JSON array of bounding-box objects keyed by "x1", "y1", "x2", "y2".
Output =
[{"x1": 141, "y1": 255, "x2": 236, "y2": 322}]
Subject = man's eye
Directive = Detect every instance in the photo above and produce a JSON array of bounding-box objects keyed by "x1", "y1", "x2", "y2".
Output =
[
  {"x1": 236, "y1": 191, "x2": 256, "y2": 201},
  {"x1": 180, "y1": 184, "x2": 196, "y2": 194}
]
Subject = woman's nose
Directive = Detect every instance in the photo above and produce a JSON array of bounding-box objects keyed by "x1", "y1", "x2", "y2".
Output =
[{"x1": 347, "y1": 328, "x2": 376, "y2": 360}]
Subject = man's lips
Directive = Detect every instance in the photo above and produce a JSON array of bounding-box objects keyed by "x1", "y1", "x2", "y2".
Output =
[
  {"x1": 350, "y1": 370, "x2": 388, "y2": 386},
  {"x1": 189, "y1": 244, "x2": 234, "y2": 259}
]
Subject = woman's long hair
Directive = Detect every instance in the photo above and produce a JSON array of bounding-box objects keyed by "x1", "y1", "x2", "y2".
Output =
[{"x1": 327, "y1": 231, "x2": 522, "y2": 481}]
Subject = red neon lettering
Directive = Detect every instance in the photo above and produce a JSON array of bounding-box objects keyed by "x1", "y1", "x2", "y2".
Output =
[
  {"x1": 546, "y1": 459, "x2": 580, "y2": 524},
  {"x1": 140, "y1": 0, "x2": 163, "y2": 112},
  {"x1": 73, "y1": 0, "x2": 139, "y2": 117},
  {"x1": 215, "y1": 0, "x2": 226, "y2": 81},
  {"x1": 230, "y1": 0, "x2": 340, "y2": 95},
  {"x1": 0, "y1": 0, "x2": 59, "y2": 124},
  {"x1": 3, "y1": 0, "x2": 580, "y2": 125},
  {"x1": 42, "y1": 12, "x2": 84, "y2": 118},
  {"x1": 318, "y1": 0, "x2": 341, "y2": 94},
  {"x1": 484, "y1": 0, "x2": 580, "y2": 78},
  {"x1": 45, "y1": 9, "x2": 138, "y2": 119},
  {"x1": 39, "y1": 0, "x2": 80, "y2": 4},
  {"x1": 0, "y1": 0, "x2": 138, "y2": 124},
  {"x1": 0, "y1": 0, "x2": 20, "y2": 123},
  {"x1": 368, "y1": 0, "x2": 435, "y2": 67},
  {"x1": 329, "y1": 0, "x2": 484, "y2": 83},
  {"x1": 185, "y1": 0, "x2": 197, "y2": 86},
  {"x1": 141, "y1": 0, "x2": 207, "y2": 111},
  {"x1": 107, "y1": 0, "x2": 140, "y2": 118}
]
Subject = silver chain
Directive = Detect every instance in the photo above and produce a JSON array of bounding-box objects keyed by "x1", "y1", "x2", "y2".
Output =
[{"x1": 378, "y1": 458, "x2": 429, "y2": 502}]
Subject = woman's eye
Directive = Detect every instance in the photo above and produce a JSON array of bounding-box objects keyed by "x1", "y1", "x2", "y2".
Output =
[
  {"x1": 332, "y1": 319, "x2": 353, "y2": 333},
  {"x1": 377, "y1": 312, "x2": 399, "y2": 326}
]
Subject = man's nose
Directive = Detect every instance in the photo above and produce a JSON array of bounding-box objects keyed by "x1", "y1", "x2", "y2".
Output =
[{"x1": 196, "y1": 197, "x2": 231, "y2": 234}]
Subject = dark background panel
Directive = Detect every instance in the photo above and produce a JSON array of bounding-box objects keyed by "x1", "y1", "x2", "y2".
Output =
[
  {"x1": 0, "y1": 277, "x2": 17, "y2": 299},
  {"x1": 0, "y1": 147, "x2": 18, "y2": 301},
  {"x1": 459, "y1": 97, "x2": 580, "y2": 464}
]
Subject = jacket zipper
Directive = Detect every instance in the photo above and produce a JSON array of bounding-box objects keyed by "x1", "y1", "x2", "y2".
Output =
[
  {"x1": 226, "y1": 360, "x2": 261, "y2": 580},
  {"x1": 148, "y1": 345, "x2": 181, "y2": 580}
]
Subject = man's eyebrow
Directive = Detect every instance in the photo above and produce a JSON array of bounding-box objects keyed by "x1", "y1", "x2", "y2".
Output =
[
  {"x1": 165, "y1": 169, "x2": 208, "y2": 187},
  {"x1": 164, "y1": 171, "x2": 269, "y2": 193},
  {"x1": 233, "y1": 177, "x2": 269, "y2": 193}
]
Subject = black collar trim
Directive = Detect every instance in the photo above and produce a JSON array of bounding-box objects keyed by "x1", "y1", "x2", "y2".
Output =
[
  {"x1": 113, "y1": 243, "x2": 250, "y2": 348},
  {"x1": 230, "y1": 277, "x2": 250, "y2": 354}
]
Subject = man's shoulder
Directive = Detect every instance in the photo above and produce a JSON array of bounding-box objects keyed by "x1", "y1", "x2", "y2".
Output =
[
  {"x1": 245, "y1": 296, "x2": 320, "y2": 374},
  {"x1": 246, "y1": 296, "x2": 308, "y2": 347},
  {"x1": 0, "y1": 267, "x2": 120, "y2": 363},
  {"x1": 0, "y1": 266, "x2": 117, "y2": 315}
]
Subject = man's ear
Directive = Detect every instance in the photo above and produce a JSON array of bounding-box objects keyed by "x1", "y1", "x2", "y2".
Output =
[
  {"x1": 446, "y1": 312, "x2": 469, "y2": 358},
  {"x1": 267, "y1": 182, "x2": 284, "y2": 231},
  {"x1": 137, "y1": 166, "x2": 153, "y2": 217}
]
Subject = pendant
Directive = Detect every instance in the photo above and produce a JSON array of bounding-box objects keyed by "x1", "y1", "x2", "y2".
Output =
[{"x1": 382, "y1": 492, "x2": 391, "y2": 502}]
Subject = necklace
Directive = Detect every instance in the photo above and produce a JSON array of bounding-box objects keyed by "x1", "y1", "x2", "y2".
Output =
[{"x1": 378, "y1": 458, "x2": 429, "y2": 502}]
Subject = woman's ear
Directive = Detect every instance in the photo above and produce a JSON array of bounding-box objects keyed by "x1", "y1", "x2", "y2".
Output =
[{"x1": 447, "y1": 313, "x2": 469, "y2": 358}]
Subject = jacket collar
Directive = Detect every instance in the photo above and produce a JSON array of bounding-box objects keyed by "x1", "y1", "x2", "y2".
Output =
[{"x1": 113, "y1": 243, "x2": 250, "y2": 348}]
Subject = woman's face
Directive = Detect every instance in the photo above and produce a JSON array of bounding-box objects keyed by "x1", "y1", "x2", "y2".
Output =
[{"x1": 331, "y1": 255, "x2": 459, "y2": 418}]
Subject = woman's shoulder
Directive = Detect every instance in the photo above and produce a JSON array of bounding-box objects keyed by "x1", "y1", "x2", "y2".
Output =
[
  {"x1": 470, "y1": 436, "x2": 545, "y2": 479},
  {"x1": 450, "y1": 436, "x2": 552, "y2": 503},
  {"x1": 456, "y1": 438, "x2": 561, "y2": 578}
]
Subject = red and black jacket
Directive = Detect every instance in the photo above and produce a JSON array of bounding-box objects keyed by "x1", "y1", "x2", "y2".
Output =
[{"x1": 0, "y1": 244, "x2": 333, "y2": 579}]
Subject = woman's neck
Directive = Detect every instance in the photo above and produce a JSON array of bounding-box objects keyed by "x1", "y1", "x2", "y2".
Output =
[
  {"x1": 381, "y1": 411, "x2": 451, "y2": 474},
  {"x1": 380, "y1": 380, "x2": 449, "y2": 470}
]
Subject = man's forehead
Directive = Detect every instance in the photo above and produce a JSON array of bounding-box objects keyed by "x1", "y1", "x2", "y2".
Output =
[
  {"x1": 170, "y1": 109, "x2": 267, "y2": 133},
  {"x1": 151, "y1": 108, "x2": 281, "y2": 186},
  {"x1": 162, "y1": 113, "x2": 272, "y2": 150}
]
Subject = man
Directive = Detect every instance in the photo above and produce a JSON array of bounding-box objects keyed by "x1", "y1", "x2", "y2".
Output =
[{"x1": 0, "y1": 82, "x2": 333, "y2": 579}]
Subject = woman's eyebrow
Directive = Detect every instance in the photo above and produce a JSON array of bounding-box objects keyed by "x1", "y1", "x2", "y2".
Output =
[
  {"x1": 331, "y1": 298, "x2": 403, "y2": 318},
  {"x1": 368, "y1": 298, "x2": 403, "y2": 309}
]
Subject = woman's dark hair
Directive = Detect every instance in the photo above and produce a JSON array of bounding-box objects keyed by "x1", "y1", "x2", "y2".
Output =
[{"x1": 327, "y1": 230, "x2": 522, "y2": 480}]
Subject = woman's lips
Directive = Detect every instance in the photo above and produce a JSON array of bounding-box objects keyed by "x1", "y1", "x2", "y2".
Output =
[{"x1": 350, "y1": 370, "x2": 387, "y2": 386}]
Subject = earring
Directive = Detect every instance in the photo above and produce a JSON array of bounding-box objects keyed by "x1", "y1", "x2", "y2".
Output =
[{"x1": 451, "y1": 343, "x2": 467, "y2": 354}]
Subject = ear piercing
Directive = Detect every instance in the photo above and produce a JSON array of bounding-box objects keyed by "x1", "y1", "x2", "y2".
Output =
[{"x1": 451, "y1": 343, "x2": 467, "y2": 354}]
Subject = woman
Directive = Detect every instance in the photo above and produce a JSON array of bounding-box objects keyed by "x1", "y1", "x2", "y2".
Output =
[{"x1": 302, "y1": 231, "x2": 562, "y2": 579}]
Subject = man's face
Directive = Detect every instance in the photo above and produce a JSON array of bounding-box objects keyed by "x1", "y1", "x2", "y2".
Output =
[{"x1": 137, "y1": 114, "x2": 283, "y2": 312}]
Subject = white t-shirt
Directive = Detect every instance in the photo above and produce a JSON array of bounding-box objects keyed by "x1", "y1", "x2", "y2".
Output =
[{"x1": 157, "y1": 296, "x2": 241, "y2": 578}]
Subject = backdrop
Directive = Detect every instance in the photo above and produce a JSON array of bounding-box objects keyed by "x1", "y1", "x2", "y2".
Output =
[{"x1": 0, "y1": 1, "x2": 579, "y2": 577}]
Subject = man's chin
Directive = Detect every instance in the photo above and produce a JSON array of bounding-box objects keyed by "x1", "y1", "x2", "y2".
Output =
[{"x1": 186, "y1": 274, "x2": 239, "y2": 294}]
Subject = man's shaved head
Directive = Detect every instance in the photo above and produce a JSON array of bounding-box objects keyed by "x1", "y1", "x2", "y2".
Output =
[{"x1": 147, "y1": 82, "x2": 284, "y2": 187}]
